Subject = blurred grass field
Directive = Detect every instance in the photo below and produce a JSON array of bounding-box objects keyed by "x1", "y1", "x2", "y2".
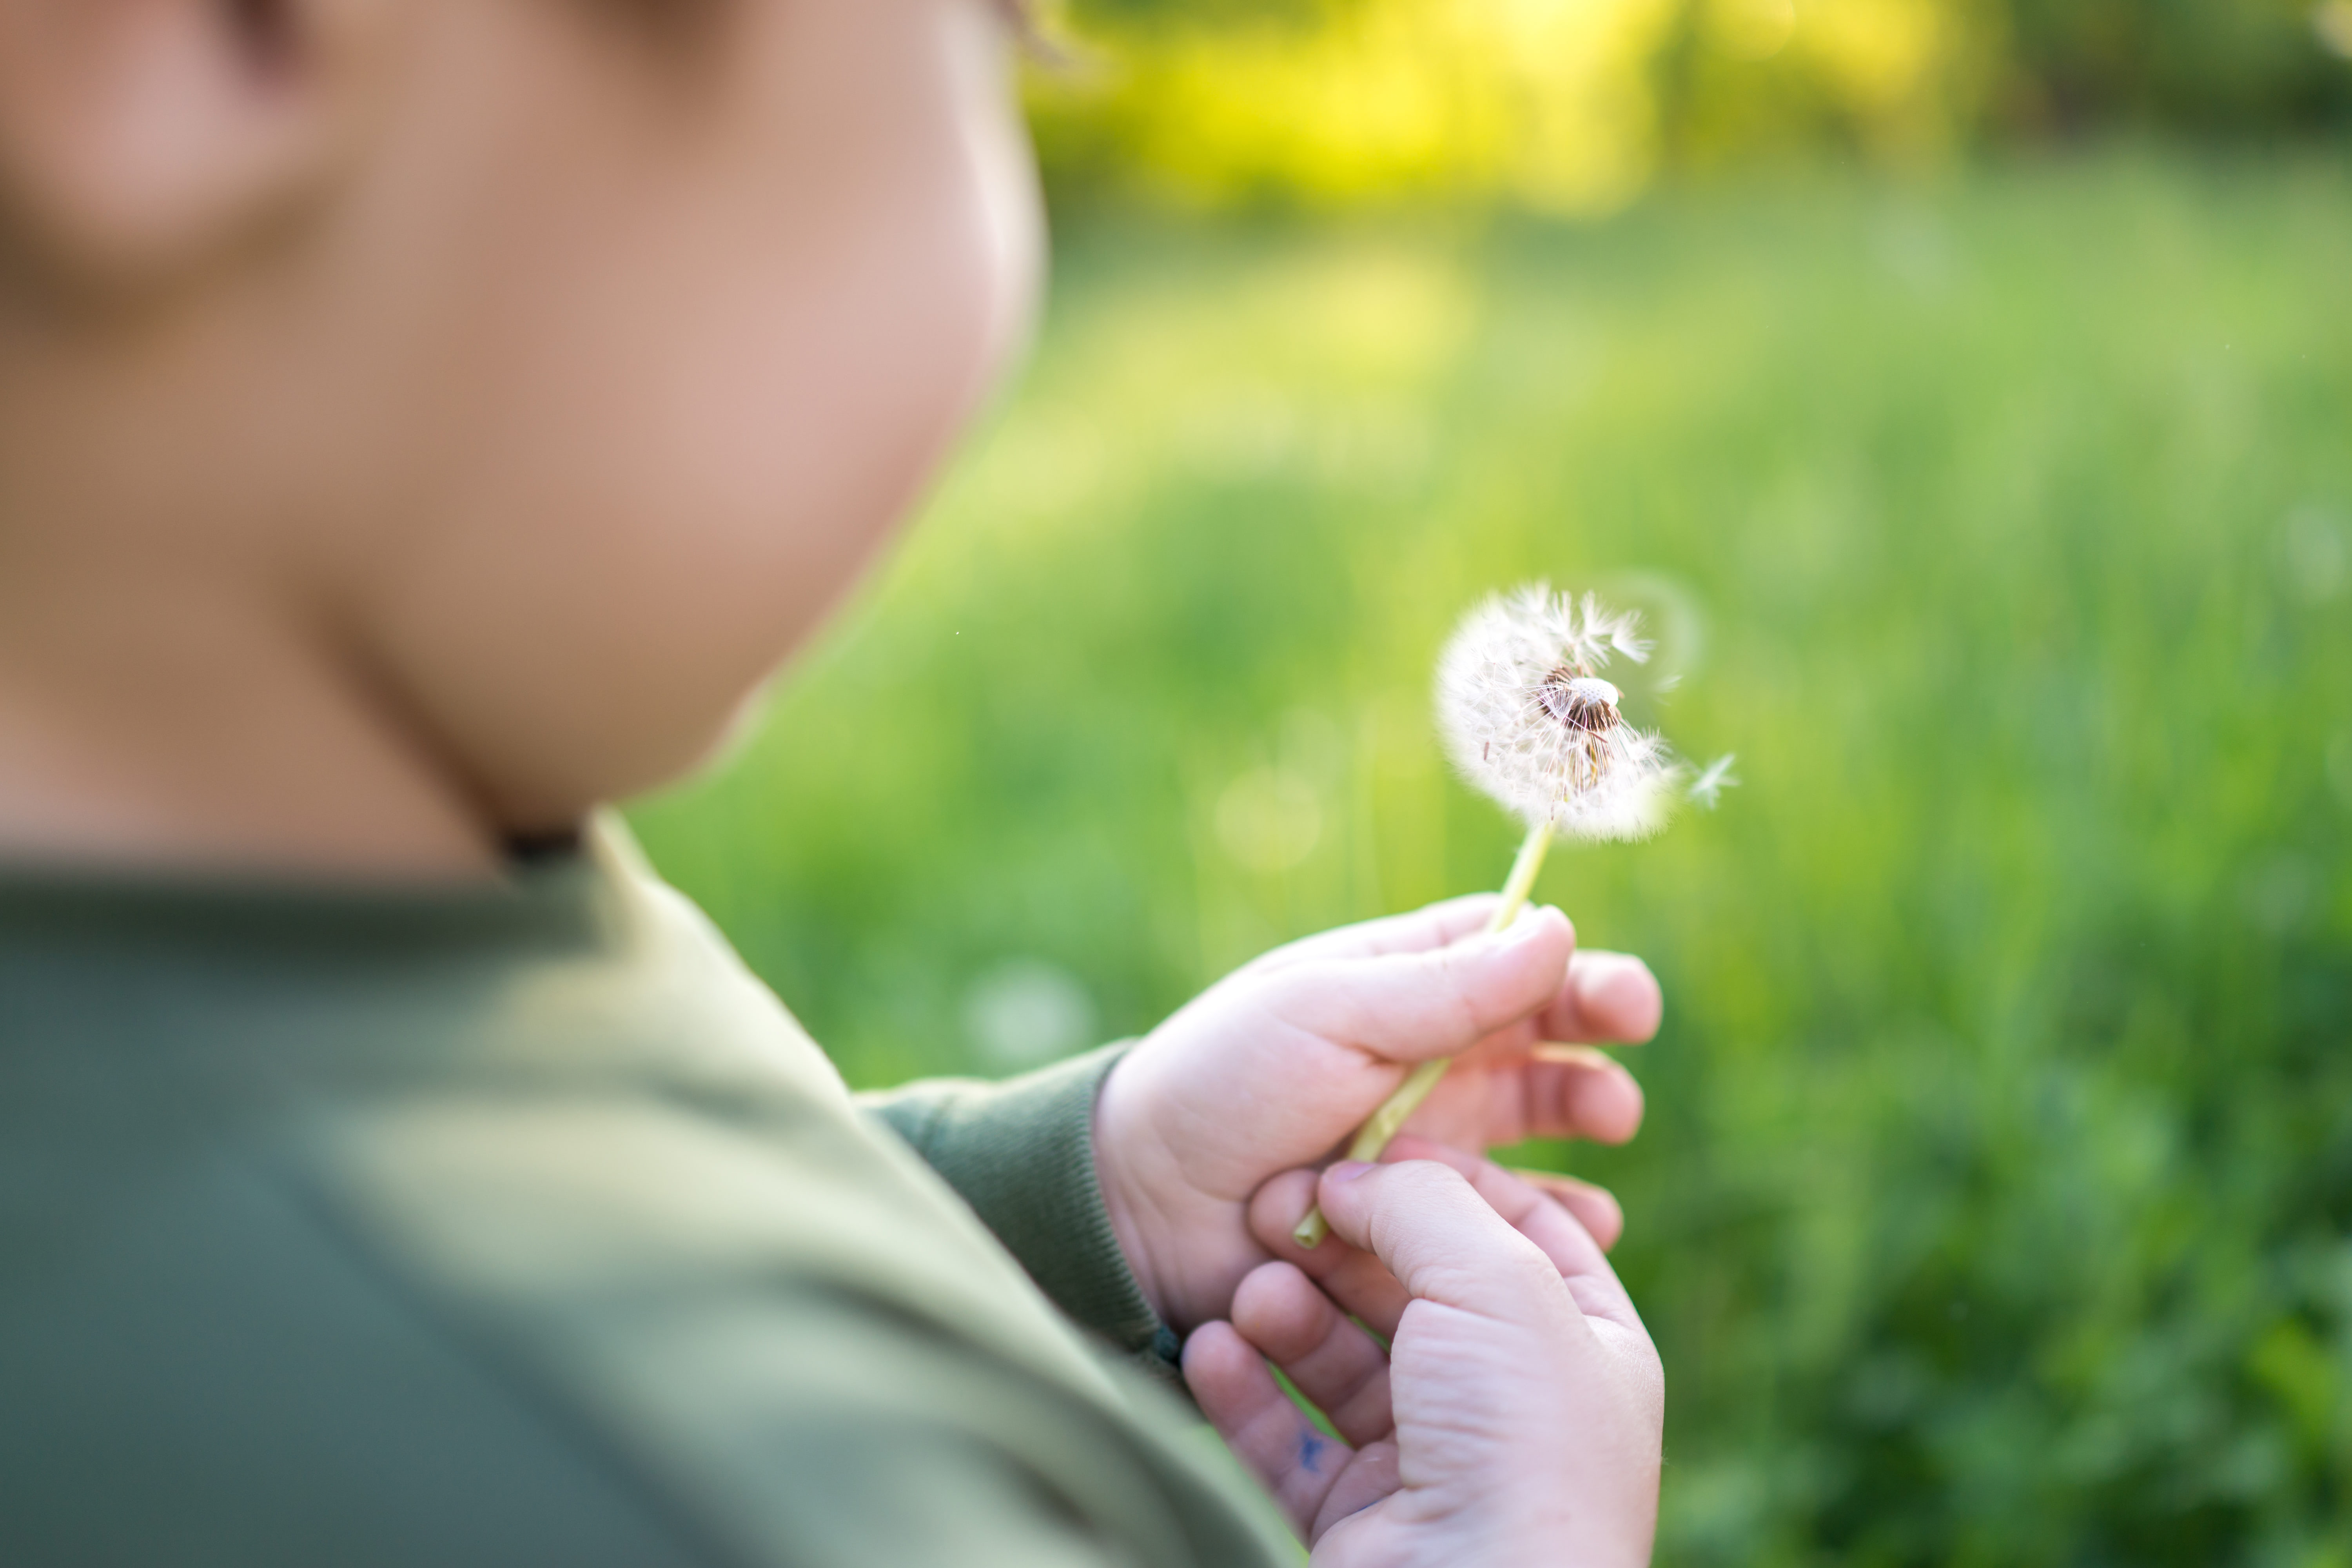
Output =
[{"x1": 632, "y1": 150, "x2": 2352, "y2": 1563}]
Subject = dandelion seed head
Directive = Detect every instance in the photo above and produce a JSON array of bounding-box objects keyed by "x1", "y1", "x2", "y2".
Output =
[
  {"x1": 1436, "y1": 584, "x2": 1683, "y2": 841},
  {"x1": 1539, "y1": 674, "x2": 1621, "y2": 731}
]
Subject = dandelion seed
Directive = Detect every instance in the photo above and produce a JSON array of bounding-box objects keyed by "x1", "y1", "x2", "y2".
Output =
[
  {"x1": 1436, "y1": 584, "x2": 1684, "y2": 841},
  {"x1": 1689, "y1": 753, "x2": 1739, "y2": 810}
]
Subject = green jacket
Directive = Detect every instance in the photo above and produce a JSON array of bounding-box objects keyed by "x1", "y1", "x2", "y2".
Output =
[{"x1": 0, "y1": 826, "x2": 1296, "y2": 1567}]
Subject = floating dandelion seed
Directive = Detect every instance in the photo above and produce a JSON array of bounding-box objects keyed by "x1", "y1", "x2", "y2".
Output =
[
  {"x1": 1296, "y1": 583, "x2": 1728, "y2": 1247},
  {"x1": 1689, "y1": 753, "x2": 1739, "y2": 810}
]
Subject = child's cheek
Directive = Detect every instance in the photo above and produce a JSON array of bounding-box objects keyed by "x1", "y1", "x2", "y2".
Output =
[{"x1": 352, "y1": 0, "x2": 1044, "y2": 825}]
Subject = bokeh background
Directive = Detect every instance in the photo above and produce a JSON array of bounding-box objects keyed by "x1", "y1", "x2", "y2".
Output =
[{"x1": 632, "y1": 5, "x2": 2352, "y2": 1562}]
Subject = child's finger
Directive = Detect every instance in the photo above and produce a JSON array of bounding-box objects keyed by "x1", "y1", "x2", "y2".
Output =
[
  {"x1": 1534, "y1": 949, "x2": 1663, "y2": 1044},
  {"x1": 1307, "y1": 1437, "x2": 1400, "y2": 1543},
  {"x1": 1511, "y1": 1048, "x2": 1645, "y2": 1146},
  {"x1": 1314, "y1": 1158, "x2": 1584, "y2": 1331},
  {"x1": 1259, "y1": 905, "x2": 1576, "y2": 1067},
  {"x1": 1234, "y1": 894, "x2": 1504, "y2": 978},
  {"x1": 1181, "y1": 1320, "x2": 1354, "y2": 1536},
  {"x1": 1383, "y1": 1136, "x2": 1642, "y2": 1333},
  {"x1": 1231, "y1": 1261, "x2": 1395, "y2": 1446},
  {"x1": 1247, "y1": 1169, "x2": 1413, "y2": 1338},
  {"x1": 1503, "y1": 1166, "x2": 1625, "y2": 1252},
  {"x1": 1381, "y1": 1131, "x2": 1629, "y2": 1252},
  {"x1": 1252, "y1": 1146, "x2": 1625, "y2": 1334}
]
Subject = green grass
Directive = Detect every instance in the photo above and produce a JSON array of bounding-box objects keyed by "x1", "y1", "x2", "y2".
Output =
[{"x1": 630, "y1": 149, "x2": 2352, "y2": 1564}]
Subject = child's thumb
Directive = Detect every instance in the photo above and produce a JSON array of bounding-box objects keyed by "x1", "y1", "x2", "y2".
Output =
[{"x1": 1263, "y1": 905, "x2": 1573, "y2": 1064}]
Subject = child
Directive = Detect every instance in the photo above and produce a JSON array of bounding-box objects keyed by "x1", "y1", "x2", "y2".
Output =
[{"x1": 0, "y1": 1, "x2": 1665, "y2": 1563}]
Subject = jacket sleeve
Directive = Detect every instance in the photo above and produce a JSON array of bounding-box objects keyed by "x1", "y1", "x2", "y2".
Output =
[{"x1": 857, "y1": 1045, "x2": 1181, "y2": 1380}]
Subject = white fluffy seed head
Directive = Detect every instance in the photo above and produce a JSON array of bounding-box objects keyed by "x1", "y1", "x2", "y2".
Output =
[{"x1": 1436, "y1": 584, "x2": 1683, "y2": 841}]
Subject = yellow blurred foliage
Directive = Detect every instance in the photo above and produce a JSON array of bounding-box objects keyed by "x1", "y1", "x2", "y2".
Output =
[
  {"x1": 1796, "y1": 0, "x2": 1960, "y2": 140},
  {"x1": 1034, "y1": 0, "x2": 1678, "y2": 212},
  {"x1": 1031, "y1": 0, "x2": 1995, "y2": 210}
]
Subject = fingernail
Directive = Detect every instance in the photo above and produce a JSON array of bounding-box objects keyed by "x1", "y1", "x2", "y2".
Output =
[
  {"x1": 1575, "y1": 950, "x2": 1636, "y2": 987},
  {"x1": 1496, "y1": 905, "x2": 1560, "y2": 947},
  {"x1": 1327, "y1": 1161, "x2": 1375, "y2": 1184},
  {"x1": 1530, "y1": 1042, "x2": 1616, "y2": 1069}
]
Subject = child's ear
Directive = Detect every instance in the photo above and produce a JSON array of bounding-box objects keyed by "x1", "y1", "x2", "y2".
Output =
[{"x1": 0, "y1": 0, "x2": 401, "y2": 287}]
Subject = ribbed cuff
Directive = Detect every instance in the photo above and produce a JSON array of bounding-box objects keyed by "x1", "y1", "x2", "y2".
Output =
[{"x1": 858, "y1": 1044, "x2": 1180, "y2": 1382}]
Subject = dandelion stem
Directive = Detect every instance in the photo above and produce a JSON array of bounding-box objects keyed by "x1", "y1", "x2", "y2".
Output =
[{"x1": 1292, "y1": 820, "x2": 1554, "y2": 1248}]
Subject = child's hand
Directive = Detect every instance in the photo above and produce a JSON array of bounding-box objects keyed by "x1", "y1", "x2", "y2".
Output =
[
  {"x1": 1093, "y1": 896, "x2": 1659, "y2": 1333},
  {"x1": 1183, "y1": 1147, "x2": 1663, "y2": 1565}
]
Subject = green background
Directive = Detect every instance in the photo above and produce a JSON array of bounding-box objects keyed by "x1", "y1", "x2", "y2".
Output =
[{"x1": 632, "y1": 152, "x2": 2352, "y2": 1563}]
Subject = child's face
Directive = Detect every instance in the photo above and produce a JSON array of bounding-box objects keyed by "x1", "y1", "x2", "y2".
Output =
[{"x1": 0, "y1": 0, "x2": 1042, "y2": 831}]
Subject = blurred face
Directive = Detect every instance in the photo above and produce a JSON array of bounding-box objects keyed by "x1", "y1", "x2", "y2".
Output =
[
  {"x1": 349, "y1": 0, "x2": 1044, "y2": 827},
  {"x1": 0, "y1": 0, "x2": 1044, "y2": 831}
]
